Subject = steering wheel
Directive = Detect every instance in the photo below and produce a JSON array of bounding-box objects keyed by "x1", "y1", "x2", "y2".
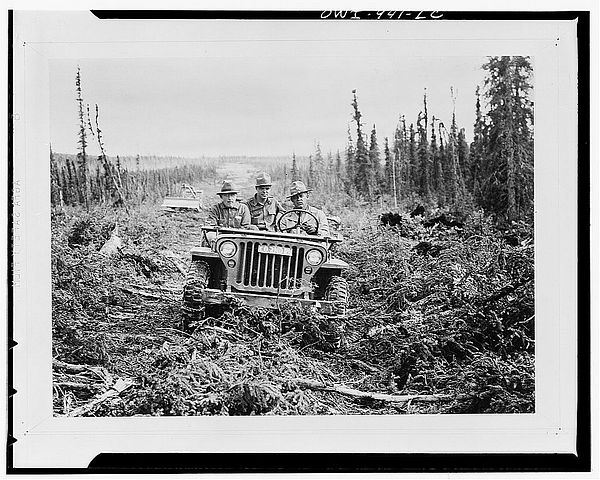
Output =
[{"x1": 277, "y1": 209, "x2": 320, "y2": 234}]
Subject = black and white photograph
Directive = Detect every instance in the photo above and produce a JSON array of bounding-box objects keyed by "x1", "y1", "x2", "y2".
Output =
[
  {"x1": 47, "y1": 32, "x2": 536, "y2": 419},
  {"x1": 8, "y1": 6, "x2": 592, "y2": 472}
]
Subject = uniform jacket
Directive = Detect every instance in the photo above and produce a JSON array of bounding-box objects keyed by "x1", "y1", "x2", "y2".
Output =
[
  {"x1": 207, "y1": 201, "x2": 252, "y2": 228},
  {"x1": 245, "y1": 195, "x2": 285, "y2": 231}
]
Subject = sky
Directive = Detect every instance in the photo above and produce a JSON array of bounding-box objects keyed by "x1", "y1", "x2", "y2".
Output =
[{"x1": 49, "y1": 55, "x2": 487, "y2": 158}]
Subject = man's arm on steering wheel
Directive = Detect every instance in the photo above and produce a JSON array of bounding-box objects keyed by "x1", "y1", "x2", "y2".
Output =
[{"x1": 277, "y1": 209, "x2": 320, "y2": 234}]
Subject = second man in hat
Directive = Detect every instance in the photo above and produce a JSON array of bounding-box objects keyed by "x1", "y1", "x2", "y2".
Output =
[{"x1": 245, "y1": 172, "x2": 286, "y2": 231}]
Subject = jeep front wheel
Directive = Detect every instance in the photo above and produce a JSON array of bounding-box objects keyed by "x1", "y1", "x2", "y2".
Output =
[
  {"x1": 323, "y1": 276, "x2": 349, "y2": 350},
  {"x1": 182, "y1": 260, "x2": 210, "y2": 331},
  {"x1": 325, "y1": 276, "x2": 348, "y2": 316}
]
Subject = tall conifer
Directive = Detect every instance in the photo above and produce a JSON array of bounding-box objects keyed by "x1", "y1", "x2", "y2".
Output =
[
  {"x1": 75, "y1": 67, "x2": 90, "y2": 209},
  {"x1": 291, "y1": 152, "x2": 300, "y2": 181},
  {"x1": 481, "y1": 56, "x2": 534, "y2": 221},
  {"x1": 368, "y1": 124, "x2": 381, "y2": 196},
  {"x1": 344, "y1": 126, "x2": 355, "y2": 192},
  {"x1": 351, "y1": 90, "x2": 370, "y2": 197},
  {"x1": 470, "y1": 85, "x2": 486, "y2": 199},
  {"x1": 430, "y1": 116, "x2": 445, "y2": 203}
]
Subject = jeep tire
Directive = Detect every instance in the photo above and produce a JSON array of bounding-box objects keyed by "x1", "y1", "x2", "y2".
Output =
[
  {"x1": 324, "y1": 276, "x2": 349, "y2": 349},
  {"x1": 182, "y1": 259, "x2": 210, "y2": 331},
  {"x1": 325, "y1": 276, "x2": 348, "y2": 316}
]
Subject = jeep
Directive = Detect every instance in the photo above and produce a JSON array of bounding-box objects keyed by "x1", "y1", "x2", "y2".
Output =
[{"x1": 182, "y1": 209, "x2": 349, "y2": 329}]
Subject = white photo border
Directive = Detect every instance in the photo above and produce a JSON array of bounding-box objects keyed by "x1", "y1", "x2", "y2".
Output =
[{"x1": 7, "y1": 7, "x2": 591, "y2": 472}]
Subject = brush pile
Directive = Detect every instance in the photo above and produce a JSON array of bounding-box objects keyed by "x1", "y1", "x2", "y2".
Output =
[
  {"x1": 342, "y1": 208, "x2": 534, "y2": 413},
  {"x1": 52, "y1": 204, "x2": 534, "y2": 416}
]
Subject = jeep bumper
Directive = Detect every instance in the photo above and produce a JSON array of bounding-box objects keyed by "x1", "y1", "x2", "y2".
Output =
[{"x1": 201, "y1": 288, "x2": 342, "y2": 316}]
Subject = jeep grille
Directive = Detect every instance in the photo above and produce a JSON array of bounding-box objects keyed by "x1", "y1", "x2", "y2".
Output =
[{"x1": 235, "y1": 241, "x2": 305, "y2": 292}]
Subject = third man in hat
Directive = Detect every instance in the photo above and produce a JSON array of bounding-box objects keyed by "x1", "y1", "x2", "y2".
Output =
[
  {"x1": 245, "y1": 172, "x2": 285, "y2": 231},
  {"x1": 279, "y1": 181, "x2": 330, "y2": 237}
]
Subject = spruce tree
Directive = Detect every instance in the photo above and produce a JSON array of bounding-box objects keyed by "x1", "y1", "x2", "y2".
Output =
[
  {"x1": 394, "y1": 116, "x2": 408, "y2": 198},
  {"x1": 314, "y1": 141, "x2": 325, "y2": 187},
  {"x1": 457, "y1": 128, "x2": 470, "y2": 190},
  {"x1": 335, "y1": 150, "x2": 342, "y2": 181},
  {"x1": 351, "y1": 90, "x2": 370, "y2": 198},
  {"x1": 344, "y1": 126, "x2": 355, "y2": 193},
  {"x1": 384, "y1": 137, "x2": 392, "y2": 191},
  {"x1": 444, "y1": 122, "x2": 461, "y2": 203},
  {"x1": 368, "y1": 124, "x2": 381, "y2": 196},
  {"x1": 417, "y1": 90, "x2": 432, "y2": 198},
  {"x1": 69, "y1": 157, "x2": 81, "y2": 205},
  {"x1": 384, "y1": 137, "x2": 398, "y2": 207},
  {"x1": 392, "y1": 127, "x2": 401, "y2": 196},
  {"x1": 75, "y1": 67, "x2": 90, "y2": 209},
  {"x1": 482, "y1": 56, "x2": 534, "y2": 221},
  {"x1": 408, "y1": 123, "x2": 417, "y2": 193},
  {"x1": 449, "y1": 110, "x2": 463, "y2": 203},
  {"x1": 326, "y1": 151, "x2": 334, "y2": 190},
  {"x1": 291, "y1": 152, "x2": 300, "y2": 181},
  {"x1": 430, "y1": 116, "x2": 445, "y2": 203},
  {"x1": 470, "y1": 86, "x2": 486, "y2": 200},
  {"x1": 416, "y1": 112, "x2": 430, "y2": 198}
]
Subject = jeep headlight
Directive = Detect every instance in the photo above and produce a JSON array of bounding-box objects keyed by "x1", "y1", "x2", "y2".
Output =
[
  {"x1": 219, "y1": 241, "x2": 237, "y2": 258},
  {"x1": 306, "y1": 249, "x2": 323, "y2": 266}
]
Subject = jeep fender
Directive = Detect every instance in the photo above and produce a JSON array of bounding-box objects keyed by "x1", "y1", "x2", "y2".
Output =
[
  {"x1": 320, "y1": 258, "x2": 349, "y2": 270},
  {"x1": 190, "y1": 246, "x2": 219, "y2": 258}
]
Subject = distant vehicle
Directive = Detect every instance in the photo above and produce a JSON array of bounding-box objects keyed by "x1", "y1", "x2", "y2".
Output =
[
  {"x1": 161, "y1": 184, "x2": 203, "y2": 212},
  {"x1": 182, "y1": 209, "x2": 349, "y2": 341}
]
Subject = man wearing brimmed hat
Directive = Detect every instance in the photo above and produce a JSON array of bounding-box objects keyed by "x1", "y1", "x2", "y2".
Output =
[
  {"x1": 280, "y1": 180, "x2": 330, "y2": 236},
  {"x1": 245, "y1": 172, "x2": 285, "y2": 231},
  {"x1": 207, "y1": 180, "x2": 256, "y2": 229}
]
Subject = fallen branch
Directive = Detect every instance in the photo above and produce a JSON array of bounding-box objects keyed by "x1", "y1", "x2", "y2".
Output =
[
  {"x1": 53, "y1": 359, "x2": 88, "y2": 373},
  {"x1": 54, "y1": 381, "x2": 97, "y2": 390},
  {"x1": 53, "y1": 360, "x2": 114, "y2": 388},
  {"x1": 128, "y1": 283, "x2": 182, "y2": 293},
  {"x1": 285, "y1": 378, "x2": 472, "y2": 404},
  {"x1": 319, "y1": 353, "x2": 382, "y2": 374},
  {"x1": 199, "y1": 325, "x2": 245, "y2": 340},
  {"x1": 103, "y1": 331, "x2": 164, "y2": 342},
  {"x1": 348, "y1": 358, "x2": 382, "y2": 374},
  {"x1": 161, "y1": 250, "x2": 188, "y2": 275},
  {"x1": 482, "y1": 278, "x2": 533, "y2": 305},
  {"x1": 67, "y1": 378, "x2": 135, "y2": 417},
  {"x1": 118, "y1": 286, "x2": 163, "y2": 299},
  {"x1": 156, "y1": 327, "x2": 196, "y2": 339}
]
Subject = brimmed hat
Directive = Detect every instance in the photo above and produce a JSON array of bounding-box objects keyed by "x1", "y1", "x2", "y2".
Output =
[
  {"x1": 287, "y1": 180, "x2": 312, "y2": 199},
  {"x1": 255, "y1": 172, "x2": 272, "y2": 187},
  {"x1": 217, "y1": 179, "x2": 239, "y2": 195}
]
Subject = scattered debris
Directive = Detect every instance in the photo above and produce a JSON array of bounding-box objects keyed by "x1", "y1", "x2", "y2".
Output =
[
  {"x1": 52, "y1": 205, "x2": 534, "y2": 416},
  {"x1": 67, "y1": 377, "x2": 136, "y2": 417},
  {"x1": 410, "y1": 205, "x2": 426, "y2": 217},
  {"x1": 412, "y1": 241, "x2": 445, "y2": 257},
  {"x1": 423, "y1": 214, "x2": 464, "y2": 229},
  {"x1": 380, "y1": 212, "x2": 403, "y2": 227},
  {"x1": 286, "y1": 377, "x2": 473, "y2": 404},
  {"x1": 99, "y1": 225, "x2": 123, "y2": 257}
]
